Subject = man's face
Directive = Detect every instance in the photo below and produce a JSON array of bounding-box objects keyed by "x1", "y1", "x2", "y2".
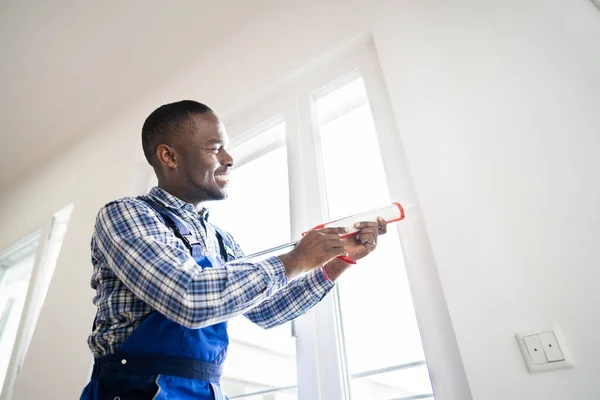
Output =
[{"x1": 174, "y1": 112, "x2": 233, "y2": 203}]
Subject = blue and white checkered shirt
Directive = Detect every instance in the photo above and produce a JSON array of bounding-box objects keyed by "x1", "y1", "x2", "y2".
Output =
[{"x1": 88, "y1": 187, "x2": 334, "y2": 357}]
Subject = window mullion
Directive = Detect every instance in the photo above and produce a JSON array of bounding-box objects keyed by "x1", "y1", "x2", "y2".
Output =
[
  {"x1": 284, "y1": 101, "x2": 322, "y2": 400},
  {"x1": 293, "y1": 89, "x2": 349, "y2": 400}
]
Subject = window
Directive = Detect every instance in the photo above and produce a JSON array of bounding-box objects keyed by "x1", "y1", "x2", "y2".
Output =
[
  {"x1": 133, "y1": 40, "x2": 464, "y2": 399},
  {"x1": 208, "y1": 121, "x2": 298, "y2": 399},
  {"x1": 0, "y1": 234, "x2": 40, "y2": 396},
  {"x1": 207, "y1": 70, "x2": 437, "y2": 400},
  {"x1": 315, "y1": 75, "x2": 433, "y2": 399},
  {"x1": 0, "y1": 204, "x2": 73, "y2": 399}
]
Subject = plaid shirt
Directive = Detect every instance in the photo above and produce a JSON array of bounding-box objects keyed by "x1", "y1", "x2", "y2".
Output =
[{"x1": 88, "y1": 187, "x2": 334, "y2": 357}]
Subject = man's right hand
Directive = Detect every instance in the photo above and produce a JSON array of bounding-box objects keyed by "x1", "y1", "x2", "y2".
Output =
[{"x1": 278, "y1": 228, "x2": 348, "y2": 280}]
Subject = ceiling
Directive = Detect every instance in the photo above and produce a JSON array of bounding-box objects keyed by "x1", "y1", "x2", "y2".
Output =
[{"x1": 0, "y1": 0, "x2": 275, "y2": 191}]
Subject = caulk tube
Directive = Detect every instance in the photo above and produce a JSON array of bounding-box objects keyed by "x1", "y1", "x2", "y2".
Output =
[
  {"x1": 305, "y1": 203, "x2": 405, "y2": 239},
  {"x1": 304, "y1": 203, "x2": 405, "y2": 264},
  {"x1": 233, "y1": 204, "x2": 408, "y2": 265}
]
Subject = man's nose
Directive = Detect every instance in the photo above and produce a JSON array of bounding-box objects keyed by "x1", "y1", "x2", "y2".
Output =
[{"x1": 220, "y1": 148, "x2": 234, "y2": 167}]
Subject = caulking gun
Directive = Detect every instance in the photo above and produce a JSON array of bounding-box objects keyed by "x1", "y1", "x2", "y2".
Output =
[{"x1": 234, "y1": 203, "x2": 406, "y2": 265}]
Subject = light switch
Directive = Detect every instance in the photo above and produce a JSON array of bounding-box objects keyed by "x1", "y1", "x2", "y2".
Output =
[
  {"x1": 523, "y1": 335, "x2": 548, "y2": 365},
  {"x1": 539, "y1": 332, "x2": 565, "y2": 362},
  {"x1": 516, "y1": 326, "x2": 574, "y2": 373}
]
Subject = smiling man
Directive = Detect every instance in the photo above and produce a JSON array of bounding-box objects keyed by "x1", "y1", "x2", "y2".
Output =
[{"x1": 80, "y1": 100, "x2": 387, "y2": 399}]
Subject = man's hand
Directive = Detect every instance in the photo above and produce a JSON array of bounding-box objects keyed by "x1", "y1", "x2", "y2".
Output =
[
  {"x1": 344, "y1": 217, "x2": 387, "y2": 261},
  {"x1": 324, "y1": 217, "x2": 388, "y2": 281},
  {"x1": 278, "y1": 227, "x2": 348, "y2": 280}
]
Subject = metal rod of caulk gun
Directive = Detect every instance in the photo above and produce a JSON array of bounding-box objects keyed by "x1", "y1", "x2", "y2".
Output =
[
  {"x1": 229, "y1": 203, "x2": 409, "y2": 264},
  {"x1": 233, "y1": 240, "x2": 299, "y2": 264}
]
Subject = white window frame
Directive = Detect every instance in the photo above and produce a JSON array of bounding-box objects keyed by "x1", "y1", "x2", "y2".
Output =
[
  {"x1": 132, "y1": 36, "x2": 471, "y2": 400},
  {"x1": 223, "y1": 38, "x2": 471, "y2": 400},
  {"x1": 0, "y1": 203, "x2": 74, "y2": 400}
]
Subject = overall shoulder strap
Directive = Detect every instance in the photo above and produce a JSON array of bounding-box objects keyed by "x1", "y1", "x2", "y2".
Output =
[
  {"x1": 212, "y1": 225, "x2": 237, "y2": 262},
  {"x1": 92, "y1": 197, "x2": 204, "y2": 333},
  {"x1": 138, "y1": 197, "x2": 203, "y2": 258}
]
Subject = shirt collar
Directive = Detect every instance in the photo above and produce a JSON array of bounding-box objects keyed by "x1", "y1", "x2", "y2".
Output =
[{"x1": 148, "y1": 186, "x2": 210, "y2": 221}]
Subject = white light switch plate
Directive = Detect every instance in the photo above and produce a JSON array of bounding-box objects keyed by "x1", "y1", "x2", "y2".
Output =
[
  {"x1": 522, "y1": 334, "x2": 548, "y2": 365},
  {"x1": 538, "y1": 332, "x2": 565, "y2": 362},
  {"x1": 516, "y1": 326, "x2": 574, "y2": 373}
]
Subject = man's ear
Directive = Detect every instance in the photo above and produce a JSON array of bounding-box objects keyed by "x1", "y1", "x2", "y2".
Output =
[{"x1": 156, "y1": 144, "x2": 178, "y2": 169}]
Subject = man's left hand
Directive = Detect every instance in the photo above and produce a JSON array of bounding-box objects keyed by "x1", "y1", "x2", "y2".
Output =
[
  {"x1": 322, "y1": 217, "x2": 387, "y2": 281},
  {"x1": 344, "y1": 217, "x2": 387, "y2": 261}
]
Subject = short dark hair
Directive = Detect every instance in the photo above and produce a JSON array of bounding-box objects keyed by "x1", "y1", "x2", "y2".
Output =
[{"x1": 142, "y1": 100, "x2": 213, "y2": 165}]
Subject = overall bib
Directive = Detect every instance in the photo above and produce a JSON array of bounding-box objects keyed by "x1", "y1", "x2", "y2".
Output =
[{"x1": 81, "y1": 198, "x2": 236, "y2": 400}]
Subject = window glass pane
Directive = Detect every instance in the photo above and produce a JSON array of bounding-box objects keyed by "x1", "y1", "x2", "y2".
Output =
[
  {"x1": 350, "y1": 364, "x2": 433, "y2": 400},
  {"x1": 210, "y1": 121, "x2": 290, "y2": 254},
  {"x1": 0, "y1": 235, "x2": 39, "y2": 395},
  {"x1": 0, "y1": 205, "x2": 72, "y2": 396},
  {"x1": 229, "y1": 386, "x2": 297, "y2": 400},
  {"x1": 208, "y1": 122, "x2": 297, "y2": 399},
  {"x1": 315, "y1": 76, "x2": 434, "y2": 398}
]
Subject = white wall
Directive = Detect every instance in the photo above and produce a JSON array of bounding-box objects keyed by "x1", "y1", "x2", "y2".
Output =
[
  {"x1": 0, "y1": 0, "x2": 598, "y2": 399},
  {"x1": 372, "y1": 0, "x2": 600, "y2": 399}
]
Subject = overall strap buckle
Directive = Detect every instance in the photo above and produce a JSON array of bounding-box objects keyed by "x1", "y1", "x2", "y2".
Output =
[{"x1": 138, "y1": 198, "x2": 203, "y2": 258}]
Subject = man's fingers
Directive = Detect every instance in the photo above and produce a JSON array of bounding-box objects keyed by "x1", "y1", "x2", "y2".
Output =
[
  {"x1": 328, "y1": 240, "x2": 346, "y2": 249},
  {"x1": 326, "y1": 233, "x2": 344, "y2": 241},
  {"x1": 360, "y1": 234, "x2": 377, "y2": 252},
  {"x1": 377, "y1": 217, "x2": 388, "y2": 234},
  {"x1": 359, "y1": 231, "x2": 376, "y2": 245},
  {"x1": 328, "y1": 246, "x2": 347, "y2": 257},
  {"x1": 319, "y1": 227, "x2": 348, "y2": 235},
  {"x1": 353, "y1": 221, "x2": 378, "y2": 230},
  {"x1": 358, "y1": 225, "x2": 378, "y2": 237}
]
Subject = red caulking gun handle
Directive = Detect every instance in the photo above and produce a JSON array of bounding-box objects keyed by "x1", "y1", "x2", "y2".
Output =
[{"x1": 337, "y1": 255, "x2": 357, "y2": 264}]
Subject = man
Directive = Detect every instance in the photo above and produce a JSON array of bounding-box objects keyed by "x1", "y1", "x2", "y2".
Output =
[{"x1": 80, "y1": 100, "x2": 387, "y2": 399}]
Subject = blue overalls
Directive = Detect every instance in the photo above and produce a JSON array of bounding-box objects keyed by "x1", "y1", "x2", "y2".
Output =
[{"x1": 81, "y1": 198, "x2": 236, "y2": 399}]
